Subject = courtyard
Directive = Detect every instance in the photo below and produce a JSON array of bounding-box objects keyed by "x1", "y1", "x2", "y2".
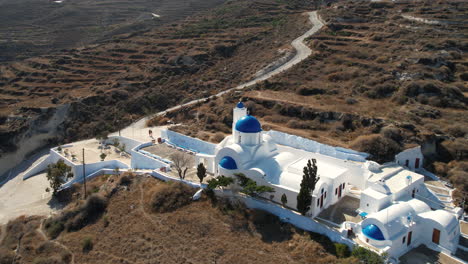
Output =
[
  {"x1": 60, "y1": 139, "x2": 131, "y2": 165},
  {"x1": 142, "y1": 143, "x2": 215, "y2": 183},
  {"x1": 317, "y1": 195, "x2": 361, "y2": 226}
]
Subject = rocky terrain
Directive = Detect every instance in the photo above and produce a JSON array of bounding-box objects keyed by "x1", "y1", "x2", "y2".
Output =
[
  {"x1": 0, "y1": 0, "x2": 229, "y2": 62},
  {"x1": 0, "y1": 0, "x2": 314, "y2": 176},
  {"x1": 0, "y1": 174, "x2": 367, "y2": 264},
  {"x1": 163, "y1": 0, "x2": 468, "y2": 210}
]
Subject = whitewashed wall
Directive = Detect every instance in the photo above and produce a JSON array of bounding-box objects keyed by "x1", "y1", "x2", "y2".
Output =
[
  {"x1": 106, "y1": 136, "x2": 142, "y2": 152},
  {"x1": 395, "y1": 146, "x2": 424, "y2": 171},
  {"x1": 130, "y1": 142, "x2": 169, "y2": 170},
  {"x1": 161, "y1": 129, "x2": 216, "y2": 154},
  {"x1": 216, "y1": 190, "x2": 357, "y2": 248},
  {"x1": 22, "y1": 154, "x2": 52, "y2": 180},
  {"x1": 265, "y1": 130, "x2": 369, "y2": 162}
]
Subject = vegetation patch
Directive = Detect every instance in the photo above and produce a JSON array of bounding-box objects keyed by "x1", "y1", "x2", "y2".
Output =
[{"x1": 151, "y1": 182, "x2": 196, "y2": 213}]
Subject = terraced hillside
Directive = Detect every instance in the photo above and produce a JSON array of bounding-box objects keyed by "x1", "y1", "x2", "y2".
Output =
[
  {"x1": 0, "y1": 0, "x2": 229, "y2": 62},
  {"x1": 164, "y1": 1, "x2": 468, "y2": 210},
  {"x1": 0, "y1": 0, "x2": 314, "y2": 175}
]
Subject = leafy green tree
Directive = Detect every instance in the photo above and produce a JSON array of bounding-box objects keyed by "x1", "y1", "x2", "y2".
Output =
[
  {"x1": 297, "y1": 159, "x2": 320, "y2": 215},
  {"x1": 207, "y1": 175, "x2": 234, "y2": 190},
  {"x1": 197, "y1": 163, "x2": 207, "y2": 183},
  {"x1": 100, "y1": 153, "x2": 107, "y2": 161},
  {"x1": 281, "y1": 193, "x2": 288, "y2": 207},
  {"x1": 46, "y1": 159, "x2": 73, "y2": 195},
  {"x1": 234, "y1": 173, "x2": 275, "y2": 197}
]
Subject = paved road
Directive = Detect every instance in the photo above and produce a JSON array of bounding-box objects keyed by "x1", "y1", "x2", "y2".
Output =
[{"x1": 127, "y1": 11, "x2": 325, "y2": 131}]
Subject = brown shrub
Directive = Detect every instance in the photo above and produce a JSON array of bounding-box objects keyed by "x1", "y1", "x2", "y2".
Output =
[
  {"x1": 211, "y1": 132, "x2": 225, "y2": 143},
  {"x1": 151, "y1": 182, "x2": 196, "y2": 213},
  {"x1": 445, "y1": 124, "x2": 468, "y2": 138},
  {"x1": 350, "y1": 134, "x2": 402, "y2": 163},
  {"x1": 0, "y1": 248, "x2": 14, "y2": 264},
  {"x1": 287, "y1": 119, "x2": 311, "y2": 129},
  {"x1": 46, "y1": 194, "x2": 108, "y2": 236},
  {"x1": 380, "y1": 126, "x2": 402, "y2": 142},
  {"x1": 146, "y1": 116, "x2": 169, "y2": 127}
]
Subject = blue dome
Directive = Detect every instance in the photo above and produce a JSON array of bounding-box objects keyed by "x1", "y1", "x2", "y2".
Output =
[
  {"x1": 236, "y1": 102, "x2": 245, "y2": 108},
  {"x1": 362, "y1": 224, "x2": 385, "y2": 241},
  {"x1": 235, "y1": 115, "x2": 262, "y2": 133},
  {"x1": 219, "y1": 156, "x2": 237, "y2": 170}
]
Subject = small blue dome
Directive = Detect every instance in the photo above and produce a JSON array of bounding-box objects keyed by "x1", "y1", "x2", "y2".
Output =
[
  {"x1": 236, "y1": 102, "x2": 244, "y2": 108},
  {"x1": 362, "y1": 224, "x2": 385, "y2": 241},
  {"x1": 219, "y1": 156, "x2": 237, "y2": 170},
  {"x1": 235, "y1": 115, "x2": 262, "y2": 133}
]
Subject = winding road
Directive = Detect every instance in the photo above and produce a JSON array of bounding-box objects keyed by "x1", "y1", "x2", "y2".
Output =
[
  {"x1": 120, "y1": 11, "x2": 325, "y2": 133},
  {"x1": 0, "y1": 10, "x2": 325, "y2": 227}
]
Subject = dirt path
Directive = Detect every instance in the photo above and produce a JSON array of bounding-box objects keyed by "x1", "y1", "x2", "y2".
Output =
[
  {"x1": 125, "y1": 10, "x2": 325, "y2": 131},
  {"x1": 37, "y1": 219, "x2": 76, "y2": 264}
]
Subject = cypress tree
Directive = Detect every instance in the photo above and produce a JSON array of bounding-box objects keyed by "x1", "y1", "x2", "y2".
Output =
[{"x1": 296, "y1": 159, "x2": 319, "y2": 215}]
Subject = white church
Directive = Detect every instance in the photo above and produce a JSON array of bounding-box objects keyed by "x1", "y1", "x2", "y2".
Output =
[
  {"x1": 31, "y1": 100, "x2": 462, "y2": 261},
  {"x1": 198, "y1": 102, "x2": 461, "y2": 259}
]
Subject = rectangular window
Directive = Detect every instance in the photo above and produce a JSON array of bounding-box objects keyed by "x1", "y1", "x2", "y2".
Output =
[
  {"x1": 324, "y1": 192, "x2": 327, "y2": 199},
  {"x1": 335, "y1": 188, "x2": 338, "y2": 195},
  {"x1": 432, "y1": 229, "x2": 440, "y2": 244},
  {"x1": 402, "y1": 236, "x2": 406, "y2": 244},
  {"x1": 317, "y1": 199, "x2": 320, "y2": 206}
]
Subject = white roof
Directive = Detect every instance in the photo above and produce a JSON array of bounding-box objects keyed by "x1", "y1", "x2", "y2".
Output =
[
  {"x1": 256, "y1": 153, "x2": 348, "y2": 192},
  {"x1": 419, "y1": 210, "x2": 459, "y2": 231},
  {"x1": 368, "y1": 164, "x2": 424, "y2": 194},
  {"x1": 366, "y1": 199, "x2": 430, "y2": 239},
  {"x1": 362, "y1": 187, "x2": 388, "y2": 200}
]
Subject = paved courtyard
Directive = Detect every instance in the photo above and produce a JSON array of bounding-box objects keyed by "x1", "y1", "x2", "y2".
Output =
[
  {"x1": 317, "y1": 195, "x2": 361, "y2": 225},
  {"x1": 62, "y1": 139, "x2": 131, "y2": 165}
]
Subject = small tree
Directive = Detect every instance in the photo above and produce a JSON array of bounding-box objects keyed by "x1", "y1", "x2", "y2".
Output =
[
  {"x1": 170, "y1": 152, "x2": 191, "y2": 179},
  {"x1": 46, "y1": 159, "x2": 73, "y2": 195},
  {"x1": 197, "y1": 163, "x2": 207, "y2": 183},
  {"x1": 281, "y1": 193, "x2": 288, "y2": 207},
  {"x1": 234, "y1": 173, "x2": 275, "y2": 197},
  {"x1": 100, "y1": 153, "x2": 107, "y2": 161},
  {"x1": 297, "y1": 159, "x2": 320, "y2": 215},
  {"x1": 207, "y1": 175, "x2": 234, "y2": 190}
]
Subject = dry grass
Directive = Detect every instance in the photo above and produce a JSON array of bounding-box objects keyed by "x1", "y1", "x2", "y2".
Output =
[{"x1": 0, "y1": 174, "x2": 361, "y2": 264}]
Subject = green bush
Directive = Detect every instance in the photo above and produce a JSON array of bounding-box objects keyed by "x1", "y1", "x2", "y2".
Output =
[
  {"x1": 334, "y1": 243, "x2": 350, "y2": 258},
  {"x1": 351, "y1": 247, "x2": 384, "y2": 264},
  {"x1": 82, "y1": 237, "x2": 94, "y2": 252},
  {"x1": 44, "y1": 220, "x2": 65, "y2": 239}
]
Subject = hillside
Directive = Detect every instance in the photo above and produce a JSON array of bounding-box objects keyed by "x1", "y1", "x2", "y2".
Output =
[
  {"x1": 0, "y1": 0, "x2": 228, "y2": 62},
  {"x1": 161, "y1": 0, "x2": 468, "y2": 210},
  {"x1": 0, "y1": 0, "x2": 315, "y2": 176},
  {"x1": 0, "y1": 174, "x2": 362, "y2": 264}
]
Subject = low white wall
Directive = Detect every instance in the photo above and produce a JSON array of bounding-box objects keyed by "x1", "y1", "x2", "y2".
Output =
[
  {"x1": 106, "y1": 136, "x2": 142, "y2": 152},
  {"x1": 131, "y1": 142, "x2": 169, "y2": 170},
  {"x1": 161, "y1": 129, "x2": 216, "y2": 154},
  {"x1": 22, "y1": 154, "x2": 51, "y2": 180},
  {"x1": 151, "y1": 170, "x2": 207, "y2": 189},
  {"x1": 216, "y1": 190, "x2": 356, "y2": 248},
  {"x1": 68, "y1": 159, "x2": 129, "y2": 185},
  {"x1": 265, "y1": 130, "x2": 368, "y2": 162}
]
